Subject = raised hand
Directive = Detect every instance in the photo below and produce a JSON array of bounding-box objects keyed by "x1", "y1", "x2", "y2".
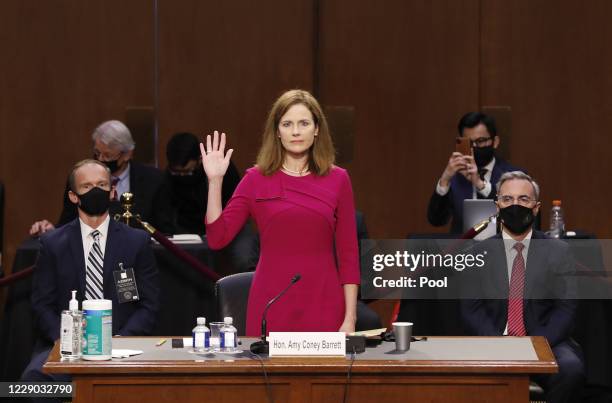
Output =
[
  {"x1": 29, "y1": 219, "x2": 55, "y2": 236},
  {"x1": 200, "y1": 131, "x2": 234, "y2": 181},
  {"x1": 440, "y1": 152, "x2": 468, "y2": 188}
]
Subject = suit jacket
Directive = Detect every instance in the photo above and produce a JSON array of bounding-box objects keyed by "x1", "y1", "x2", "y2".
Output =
[
  {"x1": 427, "y1": 158, "x2": 520, "y2": 234},
  {"x1": 57, "y1": 162, "x2": 174, "y2": 234},
  {"x1": 460, "y1": 231, "x2": 577, "y2": 347},
  {"x1": 32, "y1": 218, "x2": 160, "y2": 346}
]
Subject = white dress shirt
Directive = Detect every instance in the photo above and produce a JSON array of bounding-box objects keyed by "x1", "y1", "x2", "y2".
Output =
[
  {"x1": 113, "y1": 163, "x2": 131, "y2": 198},
  {"x1": 79, "y1": 214, "x2": 111, "y2": 269}
]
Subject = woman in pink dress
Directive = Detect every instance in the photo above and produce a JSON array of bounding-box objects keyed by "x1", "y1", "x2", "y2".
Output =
[{"x1": 201, "y1": 89, "x2": 360, "y2": 336}]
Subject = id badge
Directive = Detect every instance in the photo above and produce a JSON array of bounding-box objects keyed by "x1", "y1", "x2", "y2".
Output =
[{"x1": 113, "y1": 263, "x2": 140, "y2": 303}]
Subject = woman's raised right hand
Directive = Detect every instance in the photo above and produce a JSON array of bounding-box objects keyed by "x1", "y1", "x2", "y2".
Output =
[{"x1": 200, "y1": 130, "x2": 234, "y2": 181}]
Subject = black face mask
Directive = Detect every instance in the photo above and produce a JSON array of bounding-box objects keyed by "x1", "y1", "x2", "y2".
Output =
[
  {"x1": 100, "y1": 159, "x2": 120, "y2": 174},
  {"x1": 169, "y1": 164, "x2": 204, "y2": 187},
  {"x1": 499, "y1": 204, "x2": 535, "y2": 235},
  {"x1": 473, "y1": 145, "x2": 495, "y2": 167},
  {"x1": 76, "y1": 187, "x2": 111, "y2": 216},
  {"x1": 170, "y1": 172, "x2": 202, "y2": 187}
]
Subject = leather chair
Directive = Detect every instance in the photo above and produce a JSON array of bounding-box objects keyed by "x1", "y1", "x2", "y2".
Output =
[
  {"x1": 215, "y1": 272, "x2": 253, "y2": 335},
  {"x1": 215, "y1": 271, "x2": 381, "y2": 336}
]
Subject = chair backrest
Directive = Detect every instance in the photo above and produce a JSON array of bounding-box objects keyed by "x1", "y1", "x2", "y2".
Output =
[
  {"x1": 215, "y1": 271, "x2": 382, "y2": 335},
  {"x1": 215, "y1": 271, "x2": 254, "y2": 336}
]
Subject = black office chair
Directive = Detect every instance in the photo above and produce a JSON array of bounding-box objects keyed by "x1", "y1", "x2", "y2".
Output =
[
  {"x1": 215, "y1": 271, "x2": 382, "y2": 336},
  {"x1": 215, "y1": 271, "x2": 253, "y2": 335}
]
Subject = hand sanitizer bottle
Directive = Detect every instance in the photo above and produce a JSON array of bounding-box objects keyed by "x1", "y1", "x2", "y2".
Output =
[{"x1": 60, "y1": 290, "x2": 83, "y2": 360}]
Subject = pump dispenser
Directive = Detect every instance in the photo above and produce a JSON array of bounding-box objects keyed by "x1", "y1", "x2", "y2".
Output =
[{"x1": 60, "y1": 290, "x2": 83, "y2": 360}]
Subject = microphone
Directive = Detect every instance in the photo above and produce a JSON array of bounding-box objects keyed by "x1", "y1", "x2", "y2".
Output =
[{"x1": 250, "y1": 274, "x2": 301, "y2": 354}]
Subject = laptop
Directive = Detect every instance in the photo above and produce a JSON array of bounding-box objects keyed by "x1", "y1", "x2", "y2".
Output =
[{"x1": 463, "y1": 199, "x2": 498, "y2": 240}]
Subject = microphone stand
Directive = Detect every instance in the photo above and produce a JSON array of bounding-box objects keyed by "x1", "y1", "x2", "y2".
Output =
[{"x1": 250, "y1": 274, "x2": 301, "y2": 354}]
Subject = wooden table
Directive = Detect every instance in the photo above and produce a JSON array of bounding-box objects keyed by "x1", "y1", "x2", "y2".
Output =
[{"x1": 44, "y1": 336, "x2": 557, "y2": 403}]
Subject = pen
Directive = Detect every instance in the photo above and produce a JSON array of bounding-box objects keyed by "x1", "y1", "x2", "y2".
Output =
[{"x1": 156, "y1": 338, "x2": 167, "y2": 346}]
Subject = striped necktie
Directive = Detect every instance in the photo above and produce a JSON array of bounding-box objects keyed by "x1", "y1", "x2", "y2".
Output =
[
  {"x1": 507, "y1": 242, "x2": 526, "y2": 336},
  {"x1": 85, "y1": 229, "x2": 104, "y2": 300}
]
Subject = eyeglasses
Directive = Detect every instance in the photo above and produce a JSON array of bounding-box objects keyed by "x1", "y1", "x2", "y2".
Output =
[
  {"x1": 169, "y1": 169, "x2": 195, "y2": 177},
  {"x1": 93, "y1": 148, "x2": 123, "y2": 161},
  {"x1": 497, "y1": 195, "x2": 537, "y2": 206},
  {"x1": 470, "y1": 137, "x2": 493, "y2": 148}
]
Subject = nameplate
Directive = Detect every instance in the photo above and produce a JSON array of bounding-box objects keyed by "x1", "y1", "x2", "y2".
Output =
[{"x1": 268, "y1": 332, "x2": 345, "y2": 357}]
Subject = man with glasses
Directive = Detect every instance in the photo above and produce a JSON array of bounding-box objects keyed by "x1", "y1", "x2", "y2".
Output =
[
  {"x1": 30, "y1": 120, "x2": 173, "y2": 235},
  {"x1": 162, "y1": 132, "x2": 260, "y2": 272},
  {"x1": 164, "y1": 132, "x2": 240, "y2": 234},
  {"x1": 461, "y1": 171, "x2": 584, "y2": 403},
  {"x1": 428, "y1": 112, "x2": 522, "y2": 234}
]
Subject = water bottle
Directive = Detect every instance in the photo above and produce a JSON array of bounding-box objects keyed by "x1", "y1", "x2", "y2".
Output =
[
  {"x1": 548, "y1": 200, "x2": 565, "y2": 238},
  {"x1": 192, "y1": 317, "x2": 210, "y2": 352},
  {"x1": 220, "y1": 317, "x2": 238, "y2": 352}
]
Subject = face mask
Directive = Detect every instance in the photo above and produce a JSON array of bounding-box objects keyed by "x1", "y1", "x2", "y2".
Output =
[
  {"x1": 171, "y1": 174, "x2": 200, "y2": 187},
  {"x1": 499, "y1": 204, "x2": 535, "y2": 235},
  {"x1": 100, "y1": 159, "x2": 120, "y2": 174},
  {"x1": 473, "y1": 145, "x2": 495, "y2": 167},
  {"x1": 76, "y1": 187, "x2": 111, "y2": 216},
  {"x1": 169, "y1": 163, "x2": 203, "y2": 187}
]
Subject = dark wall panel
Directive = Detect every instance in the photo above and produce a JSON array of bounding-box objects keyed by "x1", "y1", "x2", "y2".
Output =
[
  {"x1": 0, "y1": 0, "x2": 154, "y2": 274},
  {"x1": 157, "y1": 0, "x2": 315, "y2": 172},
  {"x1": 318, "y1": 0, "x2": 480, "y2": 238},
  {"x1": 481, "y1": 0, "x2": 612, "y2": 237}
]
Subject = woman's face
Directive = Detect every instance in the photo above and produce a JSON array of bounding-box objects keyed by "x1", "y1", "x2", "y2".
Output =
[{"x1": 277, "y1": 103, "x2": 318, "y2": 158}]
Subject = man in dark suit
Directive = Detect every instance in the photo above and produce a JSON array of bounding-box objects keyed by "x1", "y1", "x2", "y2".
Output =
[
  {"x1": 461, "y1": 171, "x2": 583, "y2": 403},
  {"x1": 427, "y1": 112, "x2": 521, "y2": 234},
  {"x1": 22, "y1": 160, "x2": 159, "y2": 397},
  {"x1": 29, "y1": 120, "x2": 173, "y2": 235}
]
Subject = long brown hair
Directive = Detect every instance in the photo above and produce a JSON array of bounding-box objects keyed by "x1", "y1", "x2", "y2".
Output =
[{"x1": 256, "y1": 89, "x2": 335, "y2": 176}]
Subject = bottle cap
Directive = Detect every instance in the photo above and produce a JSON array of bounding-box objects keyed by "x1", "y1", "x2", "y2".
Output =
[
  {"x1": 552, "y1": 200, "x2": 562, "y2": 206},
  {"x1": 69, "y1": 290, "x2": 79, "y2": 312},
  {"x1": 224, "y1": 317, "x2": 233, "y2": 325},
  {"x1": 197, "y1": 317, "x2": 206, "y2": 325}
]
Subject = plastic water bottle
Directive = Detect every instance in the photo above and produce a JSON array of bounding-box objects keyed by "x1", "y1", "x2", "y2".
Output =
[
  {"x1": 220, "y1": 317, "x2": 238, "y2": 352},
  {"x1": 549, "y1": 200, "x2": 565, "y2": 238},
  {"x1": 192, "y1": 317, "x2": 210, "y2": 352}
]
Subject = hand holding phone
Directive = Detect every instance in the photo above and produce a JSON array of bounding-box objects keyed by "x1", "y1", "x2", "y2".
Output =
[{"x1": 455, "y1": 137, "x2": 472, "y2": 156}]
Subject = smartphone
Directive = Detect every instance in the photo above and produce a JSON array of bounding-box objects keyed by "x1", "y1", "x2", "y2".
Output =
[{"x1": 455, "y1": 137, "x2": 472, "y2": 156}]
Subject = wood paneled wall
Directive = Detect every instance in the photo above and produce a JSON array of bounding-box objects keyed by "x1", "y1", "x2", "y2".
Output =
[
  {"x1": 0, "y1": 0, "x2": 154, "y2": 275},
  {"x1": 2, "y1": 0, "x2": 612, "y2": 276}
]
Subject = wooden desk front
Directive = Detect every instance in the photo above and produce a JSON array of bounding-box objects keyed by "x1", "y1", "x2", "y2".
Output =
[{"x1": 44, "y1": 336, "x2": 557, "y2": 403}]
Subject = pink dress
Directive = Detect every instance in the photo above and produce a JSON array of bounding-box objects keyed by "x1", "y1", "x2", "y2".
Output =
[{"x1": 206, "y1": 166, "x2": 360, "y2": 336}]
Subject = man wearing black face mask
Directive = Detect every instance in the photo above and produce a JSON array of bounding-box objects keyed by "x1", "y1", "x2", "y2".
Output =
[
  {"x1": 29, "y1": 120, "x2": 173, "y2": 236},
  {"x1": 461, "y1": 172, "x2": 584, "y2": 403},
  {"x1": 22, "y1": 160, "x2": 159, "y2": 398},
  {"x1": 162, "y1": 132, "x2": 258, "y2": 272},
  {"x1": 164, "y1": 132, "x2": 240, "y2": 234},
  {"x1": 427, "y1": 112, "x2": 523, "y2": 234}
]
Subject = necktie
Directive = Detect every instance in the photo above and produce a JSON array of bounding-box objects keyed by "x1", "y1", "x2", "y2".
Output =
[
  {"x1": 507, "y1": 242, "x2": 526, "y2": 336},
  {"x1": 85, "y1": 230, "x2": 104, "y2": 300},
  {"x1": 478, "y1": 168, "x2": 488, "y2": 181},
  {"x1": 111, "y1": 177, "x2": 119, "y2": 201}
]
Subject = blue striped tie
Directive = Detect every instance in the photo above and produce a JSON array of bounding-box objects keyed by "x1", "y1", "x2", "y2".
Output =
[{"x1": 85, "y1": 230, "x2": 104, "y2": 300}]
